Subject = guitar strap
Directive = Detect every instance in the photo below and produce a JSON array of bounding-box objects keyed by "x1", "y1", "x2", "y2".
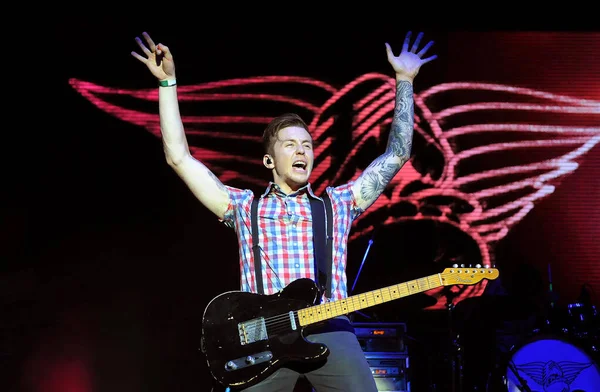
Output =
[{"x1": 251, "y1": 192, "x2": 333, "y2": 299}]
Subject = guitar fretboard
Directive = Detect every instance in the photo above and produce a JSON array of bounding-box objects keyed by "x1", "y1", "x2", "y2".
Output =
[{"x1": 297, "y1": 273, "x2": 443, "y2": 326}]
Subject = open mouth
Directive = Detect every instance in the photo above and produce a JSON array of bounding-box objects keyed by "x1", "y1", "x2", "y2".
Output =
[{"x1": 292, "y1": 161, "x2": 307, "y2": 172}]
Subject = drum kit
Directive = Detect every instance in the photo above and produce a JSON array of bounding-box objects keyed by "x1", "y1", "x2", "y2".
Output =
[
  {"x1": 502, "y1": 298, "x2": 599, "y2": 392},
  {"x1": 449, "y1": 280, "x2": 599, "y2": 391}
]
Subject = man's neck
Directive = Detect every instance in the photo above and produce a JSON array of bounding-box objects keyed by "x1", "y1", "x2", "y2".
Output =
[{"x1": 269, "y1": 181, "x2": 310, "y2": 196}]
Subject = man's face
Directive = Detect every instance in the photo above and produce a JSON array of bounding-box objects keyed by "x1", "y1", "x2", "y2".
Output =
[{"x1": 269, "y1": 126, "x2": 314, "y2": 194}]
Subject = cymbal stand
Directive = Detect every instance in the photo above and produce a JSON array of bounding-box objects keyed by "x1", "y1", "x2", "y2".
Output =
[
  {"x1": 507, "y1": 360, "x2": 532, "y2": 392},
  {"x1": 442, "y1": 284, "x2": 463, "y2": 392}
]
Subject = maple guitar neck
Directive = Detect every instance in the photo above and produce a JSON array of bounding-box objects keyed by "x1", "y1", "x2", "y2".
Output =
[{"x1": 297, "y1": 267, "x2": 499, "y2": 326}]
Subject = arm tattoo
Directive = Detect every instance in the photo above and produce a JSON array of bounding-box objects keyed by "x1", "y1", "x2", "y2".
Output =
[
  {"x1": 208, "y1": 170, "x2": 228, "y2": 192},
  {"x1": 387, "y1": 80, "x2": 414, "y2": 159},
  {"x1": 358, "y1": 80, "x2": 413, "y2": 206},
  {"x1": 360, "y1": 154, "x2": 401, "y2": 203}
]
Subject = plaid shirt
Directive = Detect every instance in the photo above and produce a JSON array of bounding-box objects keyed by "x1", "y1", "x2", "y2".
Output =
[{"x1": 221, "y1": 181, "x2": 362, "y2": 301}]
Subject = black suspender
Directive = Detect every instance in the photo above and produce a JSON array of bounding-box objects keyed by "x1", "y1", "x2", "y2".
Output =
[
  {"x1": 251, "y1": 192, "x2": 333, "y2": 298},
  {"x1": 312, "y1": 193, "x2": 333, "y2": 299},
  {"x1": 324, "y1": 193, "x2": 333, "y2": 298},
  {"x1": 251, "y1": 196, "x2": 263, "y2": 294}
]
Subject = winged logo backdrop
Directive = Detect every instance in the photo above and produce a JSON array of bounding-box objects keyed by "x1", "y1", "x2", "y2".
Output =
[
  {"x1": 6, "y1": 25, "x2": 600, "y2": 392},
  {"x1": 68, "y1": 71, "x2": 600, "y2": 310}
]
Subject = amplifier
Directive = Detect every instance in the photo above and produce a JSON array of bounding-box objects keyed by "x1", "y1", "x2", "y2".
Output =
[
  {"x1": 353, "y1": 322, "x2": 408, "y2": 355},
  {"x1": 352, "y1": 322, "x2": 410, "y2": 392},
  {"x1": 366, "y1": 355, "x2": 410, "y2": 392}
]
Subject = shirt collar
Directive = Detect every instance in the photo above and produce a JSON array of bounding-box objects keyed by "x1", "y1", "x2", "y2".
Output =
[{"x1": 261, "y1": 182, "x2": 319, "y2": 199}]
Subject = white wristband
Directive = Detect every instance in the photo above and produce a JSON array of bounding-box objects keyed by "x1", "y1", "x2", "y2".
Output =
[{"x1": 158, "y1": 79, "x2": 177, "y2": 87}]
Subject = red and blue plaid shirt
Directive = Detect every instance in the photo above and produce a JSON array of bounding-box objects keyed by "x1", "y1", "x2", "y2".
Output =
[{"x1": 221, "y1": 181, "x2": 362, "y2": 301}]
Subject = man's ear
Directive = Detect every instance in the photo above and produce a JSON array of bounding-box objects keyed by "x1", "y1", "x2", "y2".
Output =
[{"x1": 263, "y1": 155, "x2": 274, "y2": 168}]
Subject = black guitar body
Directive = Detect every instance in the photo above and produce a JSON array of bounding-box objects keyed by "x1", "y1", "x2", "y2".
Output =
[{"x1": 201, "y1": 278, "x2": 329, "y2": 389}]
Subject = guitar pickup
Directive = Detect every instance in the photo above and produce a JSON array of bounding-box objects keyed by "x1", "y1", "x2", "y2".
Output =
[{"x1": 238, "y1": 317, "x2": 268, "y2": 345}]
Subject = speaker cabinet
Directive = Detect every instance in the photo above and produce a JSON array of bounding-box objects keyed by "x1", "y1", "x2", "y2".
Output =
[
  {"x1": 353, "y1": 322, "x2": 410, "y2": 391},
  {"x1": 367, "y1": 355, "x2": 410, "y2": 392}
]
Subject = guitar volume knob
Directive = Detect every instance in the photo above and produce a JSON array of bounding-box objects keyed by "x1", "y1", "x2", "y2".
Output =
[{"x1": 225, "y1": 361, "x2": 238, "y2": 370}]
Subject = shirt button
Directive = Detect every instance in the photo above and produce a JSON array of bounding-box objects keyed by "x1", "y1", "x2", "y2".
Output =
[{"x1": 295, "y1": 263, "x2": 300, "y2": 268}]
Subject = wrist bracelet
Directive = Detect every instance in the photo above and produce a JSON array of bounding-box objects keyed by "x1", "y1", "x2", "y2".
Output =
[{"x1": 158, "y1": 79, "x2": 177, "y2": 87}]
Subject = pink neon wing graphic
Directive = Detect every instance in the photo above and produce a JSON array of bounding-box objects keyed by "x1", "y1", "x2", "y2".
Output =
[
  {"x1": 409, "y1": 82, "x2": 600, "y2": 307},
  {"x1": 68, "y1": 76, "x2": 338, "y2": 187},
  {"x1": 69, "y1": 76, "x2": 600, "y2": 310},
  {"x1": 416, "y1": 82, "x2": 600, "y2": 242},
  {"x1": 307, "y1": 76, "x2": 600, "y2": 308}
]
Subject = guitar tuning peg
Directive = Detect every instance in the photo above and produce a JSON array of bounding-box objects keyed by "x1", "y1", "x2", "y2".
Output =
[
  {"x1": 468, "y1": 264, "x2": 472, "y2": 268},
  {"x1": 476, "y1": 264, "x2": 481, "y2": 268},
  {"x1": 460, "y1": 264, "x2": 465, "y2": 268},
  {"x1": 452, "y1": 264, "x2": 458, "y2": 268}
]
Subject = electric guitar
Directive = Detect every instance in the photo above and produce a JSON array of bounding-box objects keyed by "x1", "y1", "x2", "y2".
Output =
[{"x1": 201, "y1": 266, "x2": 499, "y2": 389}]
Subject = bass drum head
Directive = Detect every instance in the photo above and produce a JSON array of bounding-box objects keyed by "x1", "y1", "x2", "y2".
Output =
[{"x1": 504, "y1": 333, "x2": 600, "y2": 392}]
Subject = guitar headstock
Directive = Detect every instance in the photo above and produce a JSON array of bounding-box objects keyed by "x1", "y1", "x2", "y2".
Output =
[{"x1": 440, "y1": 266, "x2": 499, "y2": 286}]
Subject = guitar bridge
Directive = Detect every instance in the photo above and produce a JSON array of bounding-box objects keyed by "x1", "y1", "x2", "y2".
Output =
[{"x1": 238, "y1": 317, "x2": 268, "y2": 345}]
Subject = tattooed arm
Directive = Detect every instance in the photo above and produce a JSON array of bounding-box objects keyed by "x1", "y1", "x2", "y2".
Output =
[
  {"x1": 351, "y1": 78, "x2": 414, "y2": 211},
  {"x1": 352, "y1": 31, "x2": 437, "y2": 211},
  {"x1": 131, "y1": 32, "x2": 230, "y2": 219}
]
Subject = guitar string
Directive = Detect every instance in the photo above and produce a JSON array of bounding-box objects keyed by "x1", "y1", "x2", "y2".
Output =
[
  {"x1": 241, "y1": 313, "x2": 296, "y2": 339},
  {"x1": 262, "y1": 306, "x2": 355, "y2": 332},
  {"x1": 241, "y1": 272, "x2": 493, "y2": 338},
  {"x1": 257, "y1": 291, "x2": 397, "y2": 331},
  {"x1": 252, "y1": 301, "x2": 353, "y2": 334},
  {"x1": 251, "y1": 278, "x2": 442, "y2": 332},
  {"x1": 245, "y1": 312, "x2": 303, "y2": 336},
  {"x1": 261, "y1": 302, "x2": 351, "y2": 327},
  {"x1": 253, "y1": 306, "x2": 353, "y2": 336},
  {"x1": 258, "y1": 286, "x2": 419, "y2": 330},
  {"x1": 257, "y1": 289, "x2": 404, "y2": 330}
]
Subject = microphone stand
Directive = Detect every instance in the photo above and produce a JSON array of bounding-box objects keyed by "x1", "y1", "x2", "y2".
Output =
[
  {"x1": 350, "y1": 236, "x2": 373, "y2": 294},
  {"x1": 350, "y1": 228, "x2": 378, "y2": 320}
]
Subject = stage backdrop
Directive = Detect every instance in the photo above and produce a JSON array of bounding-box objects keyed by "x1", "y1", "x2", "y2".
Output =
[
  {"x1": 68, "y1": 29, "x2": 600, "y2": 308},
  {"x1": 4, "y1": 23, "x2": 599, "y2": 392}
]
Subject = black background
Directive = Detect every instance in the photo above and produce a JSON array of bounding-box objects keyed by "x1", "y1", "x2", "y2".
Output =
[{"x1": 4, "y1": 11, "x2": 599, "y2": 392}]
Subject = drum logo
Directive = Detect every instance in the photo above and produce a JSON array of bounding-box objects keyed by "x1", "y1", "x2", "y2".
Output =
[{"x1": 511, "y1": 358, "x2": 597, "y2": 391}]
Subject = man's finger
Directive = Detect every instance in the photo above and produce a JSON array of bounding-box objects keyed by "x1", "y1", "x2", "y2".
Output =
[{"x1": 385, "y1": 43, "x2": 394, "y2": 61}]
